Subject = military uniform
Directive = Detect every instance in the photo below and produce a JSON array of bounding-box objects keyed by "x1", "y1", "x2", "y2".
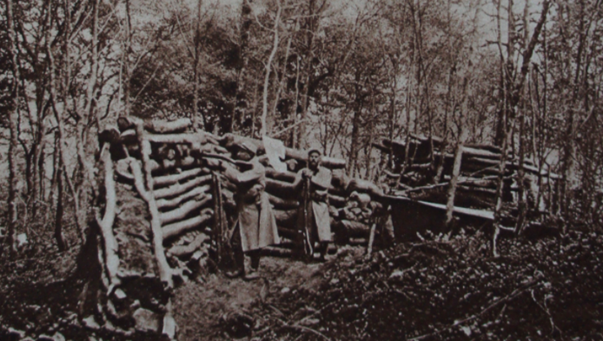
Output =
[
  {"x1": 224, "y1": 150, "x2": 280, "y2": 279},
  {"x1": 293, "y1": 151, "x2": 332, "y2": 260}
]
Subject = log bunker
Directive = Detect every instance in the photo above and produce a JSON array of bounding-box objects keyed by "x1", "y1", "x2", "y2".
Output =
[{"x1": 82, "y1": 116, "x2": 558, "y2": 339}]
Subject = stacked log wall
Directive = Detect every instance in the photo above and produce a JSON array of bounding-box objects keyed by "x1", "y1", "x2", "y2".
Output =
[
  {"x1": 86, "y1": 116, "x2": 387, "y2": 339},
  {"x1": 375, "y1": 136, "x2": 558, "y2": 213}
]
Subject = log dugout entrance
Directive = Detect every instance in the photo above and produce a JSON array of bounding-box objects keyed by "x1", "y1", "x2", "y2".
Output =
[{"x1": 89, "y1": 116, "x2": 394, "y2": 339}]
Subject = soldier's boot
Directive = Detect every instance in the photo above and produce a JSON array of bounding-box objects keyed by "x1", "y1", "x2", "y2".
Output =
[
  {"x1": 243, "y1": 251, "x2": 260, "y2": 281},
  {"x1": 317, "y1": 242, "x2": 329, "y2": 262}
]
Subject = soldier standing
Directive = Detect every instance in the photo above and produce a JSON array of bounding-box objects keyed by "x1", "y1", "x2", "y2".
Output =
[
  {"x1": 221, "y1": 142, "x2": 280, "y2": 280},
  {"x1": 292, "y1": 149, "x2": 332, "y2": 261}
]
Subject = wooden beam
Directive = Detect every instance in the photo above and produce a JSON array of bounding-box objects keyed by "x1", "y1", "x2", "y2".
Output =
[
  {"x1": 156, "y1": 186, "x2": 211, "y2": 210},
  {"x1": 159, "y1": 196, "x2": 212, "y2": 225},
  {"x1": 162, "y1": 208, "x2": 213, "y2": 241},
  {"x1": 154, "y1": 175, "x2": 212, "y2": 199}
]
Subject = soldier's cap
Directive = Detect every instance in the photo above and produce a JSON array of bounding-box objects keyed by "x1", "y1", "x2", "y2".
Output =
[
  {"x1": 237, "y1": 141, "x2": 258, "y2": 155},
  {"x1": 307, "y1": 148, "x2": 321, "y2": 156}
]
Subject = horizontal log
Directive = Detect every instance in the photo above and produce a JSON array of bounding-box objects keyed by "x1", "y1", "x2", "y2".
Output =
[
  {"x1": 162, "y1": 208, "x2": 213, "y2": 241},
  {"x1": 462, "y1": 146, "x2": 501, "y2": 160},
  {"x1": 153, "y1": 156, "x2": 199, "y2": 172},
  {"x1": 328, "y1": 194, "x2": 346, "y2": 208},
  {"x1": 349, "y1": 238, "x2": 368, "y2": 245},
  {"x1": 458, "y1": 177, "x2": 497, "y2": 188},
  {"x1": 221, "y1": 133, "x2": 346, "y2": 169},
  {"x1": 372, "y1": 142, "x2": 391, "y2": 153},
  {"x1": 407, "y1": 163, "x2": 433, "y2": 172},
  {"x1": 167, "y1": 233, "x2": 210, "y2": 258},
  {"x1": 265, "y1": 168, "x2": 296, "y2": 183},
  {"x1": 464, "y1": 143, "x2": 501, "y2": 154},
  {"x1": 382, "y1": 138, "x2": 433, "y2": 162},
  {"x1": 153, "y1": 175, "x2": 212, "y2": 199},
  {"x1": 346, "y1": 178, "x2": 384, "y2": 198},
  {"x1": 190, "y1": 143, "x2": 231, "y2": 158},
  {"x1": 160, "y1": 196, "x2": 213, "y2": 225},
  {"x1": 277, "y1": 227, "x2": 299, "y2": 241},
  {"x1": 339, "y1": 220, "x2": 371, "y2": 237},
  {"x1": 148, "y1": 118, "x2": 192, "y2": 134},
  {"x1": 331, "y1": 169, "x2": 350, "y2": 189},
  {"x1": 268, "y1": 193, "x2": 299, "y2": 210},
  {"x1": 260, "y1": 246, "x2": 293, "y2": 257},
  {"x1": 147, "y1": 132, "x2": 221, "y2": 146},
  {"x1": 120, "y1": 129, "x2": 138, "y2": 145},
  {"x1": 265, "y1": 168, "x2": 348, "y2": 195},
  {"x1": 457, "y1": 185, "x2": 497, "y2": 195},
  {"x1": 157, "y1": 186, "x2": 211, "y2": 210},
  {"x1": 265, "y1": 178, "x2": 298, "y2": 199},
  {"x1": 117, "y1": 116, "x2": 192, "y2": 134},
  {"x1": 153, "y1": 168, "x2": 205, "y2": 187},
  {"x1": 274, "y1": 209, "x2": 298, "y2": 228},
  {"x1": 410, "y1": 133, "x2": 444, "y2": 145}
]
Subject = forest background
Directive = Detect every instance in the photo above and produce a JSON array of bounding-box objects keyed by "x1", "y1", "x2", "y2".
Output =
[{"x1": 1, "y1": 0, "x2": 602, "y2": 252}]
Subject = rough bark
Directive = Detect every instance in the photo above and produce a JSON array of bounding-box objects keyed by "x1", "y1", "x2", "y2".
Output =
[
  {"x1": 445, "y1": 137, "x2": 465, "y2": 231},
  {"x1": 5, "y1": 0, "x2": 21, "y2": 254},
  {"x1": 129, "y1": 158, "x2": 175, "y2": 288},
  {"x1": 193, "y1": 0, "x2": 203, "y2": 130},
  {"x1": 156, "y1": 186, "x2": 211, "y2": 210},
  {"x1": 117, "y1": 117, "x2": 193, "y2": 134},
  {"x1": 268, "y1": 194, "x2": 299, "y2": 210},
  {"x1": 167, "y1": 233, "x2": 210, "y2": 258},
  {"x1": 159, "y1": 197, "x2": 212, "y2": 225},
  {"x1": 96, "y1": 143, "x2": 120, "y2": 292},
  {"x1": 260, "y1": 0, "x2": 281, "y2": 137},
  {"x1": 162, "y1": 208, "x2": 213, "y2": 241},
  {"x1": 153, "y1": 168, "x2": 204, "y2": 187},
  {"x1": 153, "y1": 175, "x2": 212, "y2": 200}
]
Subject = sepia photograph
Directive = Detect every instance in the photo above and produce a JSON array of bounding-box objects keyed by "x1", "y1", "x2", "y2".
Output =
[{"x1": 1, "y1": 0, "x2": 602, "y2": 339}]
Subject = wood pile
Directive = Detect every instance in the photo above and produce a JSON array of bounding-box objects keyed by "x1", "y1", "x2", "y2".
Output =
[{"x1": 83, "y1": 116, "x2": 389, "y2": 339}]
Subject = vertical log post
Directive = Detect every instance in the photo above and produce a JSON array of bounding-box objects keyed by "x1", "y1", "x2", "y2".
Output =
[
  {"x1": 95, "y1": 142, "x2": 120, "y2": 293},
  {"x1": 133, "y1": 122, "x2": 175, "y2": 289}
]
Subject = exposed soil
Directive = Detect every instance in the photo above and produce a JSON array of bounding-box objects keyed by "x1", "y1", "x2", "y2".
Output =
[
  {"x1": 2, "y1": 229, "x2": 603, "y2": 341},
  {"x1": 173, "y1": 254, "x2": 328, "y2": 340}
]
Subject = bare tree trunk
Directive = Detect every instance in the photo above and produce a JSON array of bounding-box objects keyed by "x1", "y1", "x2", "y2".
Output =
[
  {"x1": 348, "y1": 94, "x2": 363, "y2": 178},
  {"x1": 491, "y1": 0, "x2": 507, "y2": 258},
  {"x1": 71, "y1": 0, "x2": 100, "y2": 243},
  {"x1": 272, "y1": 21, "x2": 294, "y2": 128},
  {"x1": 445, "y1": 77, "x2": 469, "y2": 234},
  {"x1": 193, "y1": 0, "x2": 203, "y2": 130},
  {"x1": 124, "y1": 0, "x2": 133, "y2": 117},
  {"x1": 515, "y1": 1, "x2": 530, "y2": 235},
  {"x1": 5, "y1": 0, "x2": 21, "y2": 254},
  {"x1": 434, "y1": 0, "x2": 454, "y2": 185},
  {"x1": 445, "y1": 131, "x2": 466, "y2": 233},
  {"x1": 231, "y1": 0, "x2": 253, "y2": 133},
  {"x1": 296, "y1": 0, "x2": 320, "y2": 149},
  {"x1": 260, "y1": 0, "x2": 281, "y2": 137},
  {"x1": 364, "y1": 91, "x2": 376, "y2": 180},
  {"x1": 55, "y1": 157, "x2": 66, "y2": 251},
  {"x1": 291, "y1": 56, "x2": 301, "y2": 147},
  {"x1": 388, "y1": 78, "x2": 397, "y2": 170}
]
